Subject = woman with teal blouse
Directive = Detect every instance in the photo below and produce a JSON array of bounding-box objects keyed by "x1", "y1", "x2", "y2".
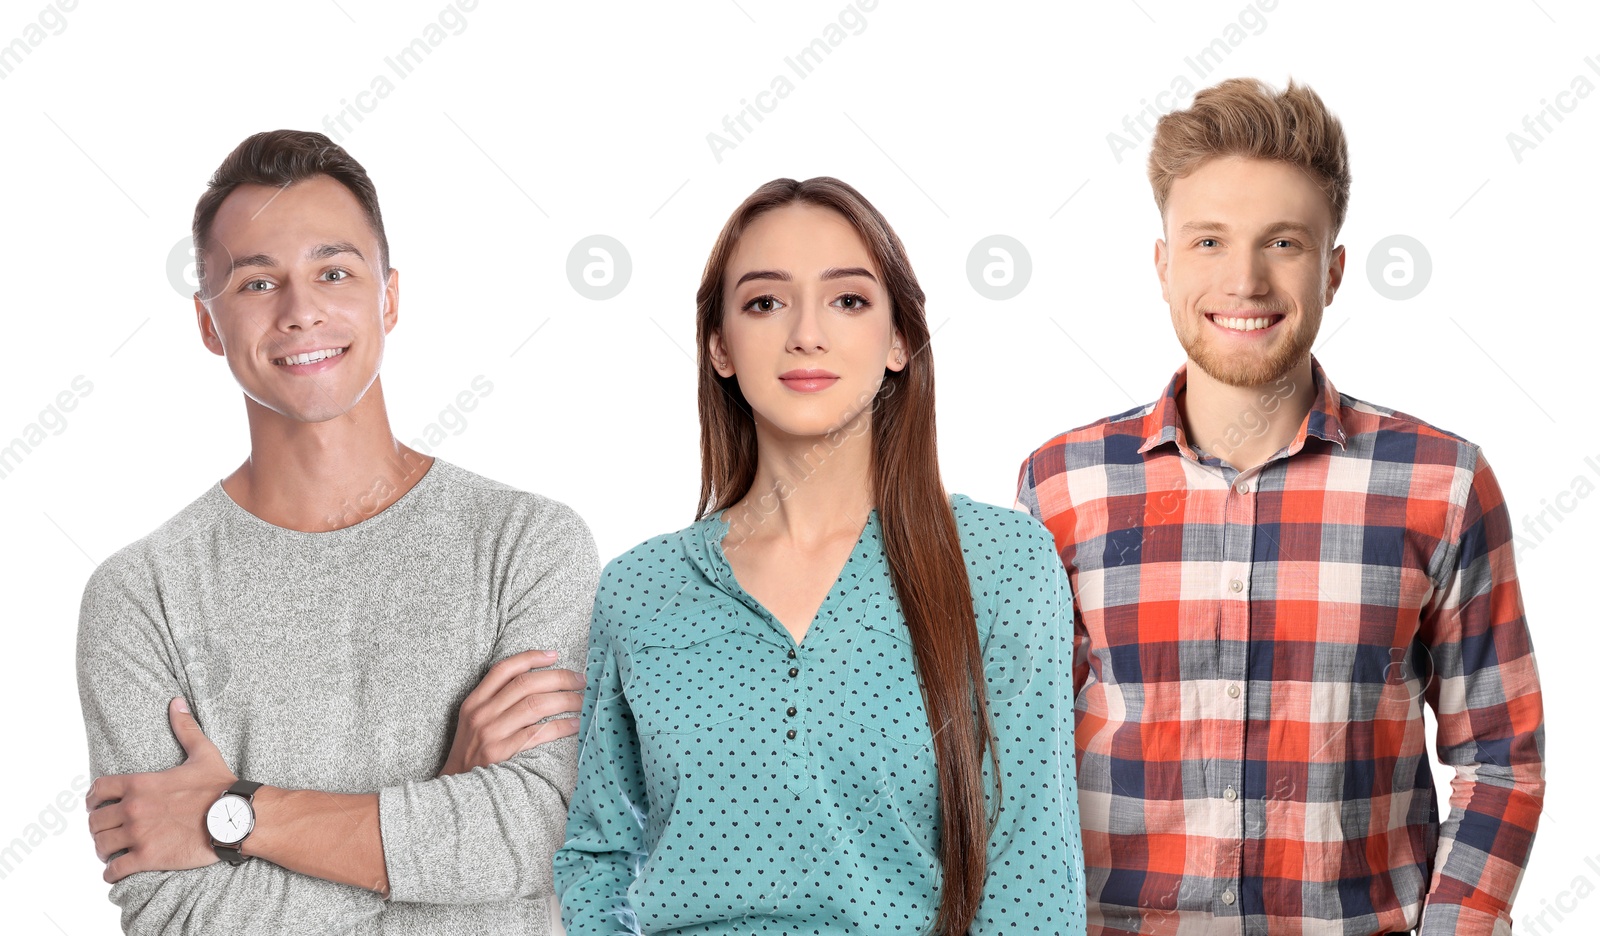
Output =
[{"x1": 554, "y1": 177, "x2": 1086, "y2": 934}]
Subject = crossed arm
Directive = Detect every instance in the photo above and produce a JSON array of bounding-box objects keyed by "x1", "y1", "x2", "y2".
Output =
[{"x1": 84, "y1": 653, "x2": 584, "y2": 894}]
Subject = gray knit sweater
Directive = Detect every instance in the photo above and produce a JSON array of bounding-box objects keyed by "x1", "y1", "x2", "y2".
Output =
[{"x1": 75, "y1": 458, "x2": 599, "y2": 934}]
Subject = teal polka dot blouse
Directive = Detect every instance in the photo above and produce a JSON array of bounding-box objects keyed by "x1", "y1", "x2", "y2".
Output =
[{"x1": 554, "y1": 494, "x2": 1086, "y2": 934}]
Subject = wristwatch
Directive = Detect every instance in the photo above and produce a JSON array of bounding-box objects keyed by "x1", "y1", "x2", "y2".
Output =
[{"x1": 206, "y1": 779, "x2": 262, "y2": 865}]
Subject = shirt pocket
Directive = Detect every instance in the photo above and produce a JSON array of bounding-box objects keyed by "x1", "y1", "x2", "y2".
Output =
[
  {"x1": 622, "y1": 599, "x2": 769, "y2": 736},
  {"x1": 837, "y1": 614, "x2": 940, "y2": 837}
]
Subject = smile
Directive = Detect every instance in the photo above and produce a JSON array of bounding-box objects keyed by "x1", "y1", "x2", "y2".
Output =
[
  {"x1": 272, "y1": 347, "x2": 347, "y2": 366},
  {"x1": 1206, "y1": 313, "x2": 1284, "y2": 333}
]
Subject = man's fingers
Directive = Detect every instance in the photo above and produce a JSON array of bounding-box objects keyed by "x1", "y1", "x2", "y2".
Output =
[
  {"x1": 93, "y1": 826, "x2": 135, "y2": 863},
  {"x1": 103, "y1": 851, "x2": 139, "y2": 884},
  {"x1": 86, "y1": 775, "x2": 127, "y2": 813},
  {"x1": 168, "y1": 697, "x2": 219, "y2": 760},
  {"x1": 87, "y1": 802, "x2": 125, "y2": 836},
  {"x1": 467, "y1": 649, "x2": 560, "y2": 705}
]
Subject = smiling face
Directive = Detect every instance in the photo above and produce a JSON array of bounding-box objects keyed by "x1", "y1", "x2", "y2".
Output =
[
  {"x1": 194, "y1": 174, "x2": 397, "y2": 423},
  {"x1": 1156, "y1": 155, "x2": 1345, "y2": 388},
  {"x1": 708, "y1": 202, "x2": 905, "y2": 438}
]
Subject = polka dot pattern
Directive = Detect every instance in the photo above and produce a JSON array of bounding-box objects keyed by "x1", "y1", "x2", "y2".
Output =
[{"x1": 554, "y1": 494, "x2": 1087, "y2": 934}]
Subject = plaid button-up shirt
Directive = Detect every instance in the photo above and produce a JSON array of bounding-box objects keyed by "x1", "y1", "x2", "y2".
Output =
[{"x1": 1014, "y1": 355, "x2": 1544, "y2": 936}]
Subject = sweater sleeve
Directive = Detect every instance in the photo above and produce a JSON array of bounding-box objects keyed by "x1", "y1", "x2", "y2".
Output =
[
  {"x1": 377, "y1": 497, "x2": 599, "y2": 905},
  {"x1": 968, "y1": 517, "x2": 1088, "y2": 935},
  {"x1": 76, "y1": 555, "x2": 388, "y2": 936}
]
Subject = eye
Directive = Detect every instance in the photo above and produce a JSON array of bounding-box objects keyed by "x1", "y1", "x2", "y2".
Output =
[
  {"x1": 834, "y1": 292, "x2": 871, "y2": 311},
  {"x1": 323, "y1": 268, "x2": 351, "y2": 281},
  {"x1": 742, "y1": 294, "x2": 783, "y2": 313},
  {"x1": 1271, "y1": 239, "x2": 1294, "y2": 249},
  {"x1": 1198, "y1": 238, "x2": 1219, "y2": 249},
  {"x1": 242, "y1": 278, "x2": 273, "y2": 292}
]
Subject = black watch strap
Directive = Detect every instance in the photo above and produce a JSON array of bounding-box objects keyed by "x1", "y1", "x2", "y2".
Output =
[{"x1": 211, "y1": 779, "x2": 263, "y2": 866}]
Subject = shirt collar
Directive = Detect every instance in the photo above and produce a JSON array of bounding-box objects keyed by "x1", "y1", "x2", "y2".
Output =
[{"x1": 1136, "y1": 353, "x2": 1348, "y2": 459}]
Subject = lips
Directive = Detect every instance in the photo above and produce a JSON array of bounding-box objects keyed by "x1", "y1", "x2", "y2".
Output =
[{"x1": 779, "y1": 368, "x2": 840, "y2": 393}]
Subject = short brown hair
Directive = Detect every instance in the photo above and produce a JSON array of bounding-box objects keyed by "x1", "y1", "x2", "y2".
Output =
[
  {"x1": 1148, "y1": 77, "x2": 1351, "y2": 237},
  {"x1": 191, "y1": 130, "x2": 389, "y2": 293}
]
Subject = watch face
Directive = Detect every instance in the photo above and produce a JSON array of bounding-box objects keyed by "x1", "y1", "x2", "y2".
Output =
[{"x1": 206, "y1": 793, "x2": 254, "y2": 845}]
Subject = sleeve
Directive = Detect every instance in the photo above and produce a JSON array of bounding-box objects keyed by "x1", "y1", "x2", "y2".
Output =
[
  {"x1": 1013, "y1": 452, "x2": 1089, "y2": 699},
  {"x1": 552, "y1": 566, "x2": 652, "y2": 934},
  {"x1": 1416, "y1": 448, "x2": 1545, "y2": 936},
  {"x1": 377, "y1": 499, "x2": 600, "y2": 905},
  {"x1": 76, "y1": 556, "x2": 388, "y2": 936},
  {"x1": 968, "y1": 520, "x2": 1087, "y2": 935}
]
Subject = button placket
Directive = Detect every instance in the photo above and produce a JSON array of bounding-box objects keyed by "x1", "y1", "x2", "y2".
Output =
[{"x1": 783, "y1": 642, "x2": 809, "y2": 794}]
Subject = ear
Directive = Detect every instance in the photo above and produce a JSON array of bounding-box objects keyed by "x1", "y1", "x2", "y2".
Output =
[
  {"x1": 1324, "y1": 244, "x2": 1345, "y2": 306},
  {"x1": 1154, "y1": 237, "x2": 1171, "y2": 305},
  {"x1": 381, "y1": 267, "x2": 400, "y2": 334},
  {"x1": 885, "y1": 328, "x2": 908, "y2": 373},
  {"x1": 708, "y1": 330, "x2": 734, "y2": 377},
  {"x1": 195, "y1": 294, "x2": 225, "y2": 357}
]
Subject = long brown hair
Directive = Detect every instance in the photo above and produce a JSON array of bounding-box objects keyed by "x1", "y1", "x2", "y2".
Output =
[{"x1": 693, "y1": 177, "x2": 997, "y2": 934}]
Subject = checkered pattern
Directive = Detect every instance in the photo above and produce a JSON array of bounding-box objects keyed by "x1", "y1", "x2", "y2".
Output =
[{"x1": 1014, "y1": 356, "x2": 1544, "y2": 936}]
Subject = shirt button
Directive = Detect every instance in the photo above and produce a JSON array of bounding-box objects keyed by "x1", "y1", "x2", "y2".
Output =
[
  {"x1": 787, "y1": 648, "x2": 796, "y2": 659},
  {"x1": 1235, "y1": 482, "x2": 1250, "y2": 494},
  {"x1": 788, "y1": 667, "x2": 799, "y2": 678},
  {"x1": 1222, "y1": 889, "x2": 1236, "y2": 906},
  {"x1": 786, "y1": 706, "x2": 797, "y2": 717},
  {"x1": 1226, "y1": 683, "x2": 1241, "y2": 699},
  {"x1": 1229, "y1": 579, "x2": 1243, "y2": 593},
  {"x1": 1224, "y1": 786, "x2": 1237, "y2": 802},
  {"x1": 785, "y1": 728, "x2": 797, "y2": 740}
]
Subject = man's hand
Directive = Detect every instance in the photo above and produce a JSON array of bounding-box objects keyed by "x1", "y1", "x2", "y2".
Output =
[
  {"x1": 439, "y1": 649, "x2": 585, "y2": 776},
  {"x1": 85, "y1": 697, "x2": 236, "y2": 883}
]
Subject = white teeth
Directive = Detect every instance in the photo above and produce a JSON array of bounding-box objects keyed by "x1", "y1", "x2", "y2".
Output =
[
  {"x1": 1214, "y1": 315, "x2": 1277, "y2": 331},
  {"x1": 277, "y1": 347, "x2": 345, "y2": 365}
]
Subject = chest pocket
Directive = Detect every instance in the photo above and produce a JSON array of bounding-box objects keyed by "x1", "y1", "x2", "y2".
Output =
[
  {"x1": 622, "y1": 599, "x2": 773, "y2": 736},
  {"x1": 836, "y1": 611, "x2": 941, "y2": 846}
]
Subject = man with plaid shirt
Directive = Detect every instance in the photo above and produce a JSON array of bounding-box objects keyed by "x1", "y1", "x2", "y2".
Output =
[{"x1": 1015, "y1": 78, "x2": 1544, "y2": 936}]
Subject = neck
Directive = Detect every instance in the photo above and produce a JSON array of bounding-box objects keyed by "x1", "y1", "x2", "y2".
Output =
[
  {"x1": 1177, "y1": 356, "x2": 1316, "y2": 472},
  {"x1": 723, "y1": 410, "x2": 876, "y2": 550},
  {"x1": 221, "y1": 377, "x2": 433, "y2": 532}
]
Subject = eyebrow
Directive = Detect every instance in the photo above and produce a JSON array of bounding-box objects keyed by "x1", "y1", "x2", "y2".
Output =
[
  {"x1": 1177, "y1": 220, "x2": 1321, "y2": 240},
  {"x1": 228, "y1": 242, "x2": 367, "y2": 274},
  {"x1": 733, "y1": 266, "x2": 878, "y2": 288}
]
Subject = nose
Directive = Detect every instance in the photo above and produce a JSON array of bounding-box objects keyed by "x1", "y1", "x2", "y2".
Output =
[
  {"x1": 1224, "y1": 245, "x2": 1270, "y2": 299},
  {"x1": 787, "y1": 292, "x2": 827, "y2": 353},
  {"x1": 273, "y1": 280, "x2": 327, "y2": 333}
]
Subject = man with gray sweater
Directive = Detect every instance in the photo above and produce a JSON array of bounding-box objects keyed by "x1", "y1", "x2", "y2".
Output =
[{"x1": 76, "y1": 130, "x2": 597, "y2": 934}]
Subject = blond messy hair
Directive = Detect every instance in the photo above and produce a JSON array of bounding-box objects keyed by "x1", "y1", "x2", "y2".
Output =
[{"x1": 1148, "y1": 77, "x2": 1351, "y2": 237}]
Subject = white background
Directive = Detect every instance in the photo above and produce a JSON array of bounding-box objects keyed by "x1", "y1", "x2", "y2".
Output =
[{"x1": 0, "y1": 1, "x2": 1594, "y2": 933}]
